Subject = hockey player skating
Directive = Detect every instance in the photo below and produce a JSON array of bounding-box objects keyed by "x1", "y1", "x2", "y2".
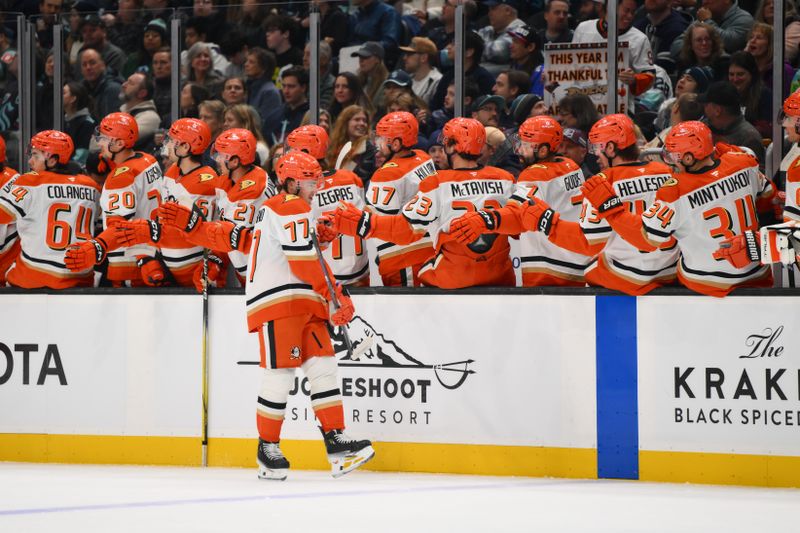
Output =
[
  {"x1": 150, "y1": 150, "x2": 374, "y2": 480},
  {"x1": 580, "y1": 120, "x2": 773, "y2": 296},
  {"x1": 67, "y1": 112, "x2": 165, "y2": 286},
  {"x1": 0, "y1": 136, "x2": 20, "y2": 284},
  {"x1": 331, "y1": 117, "x2": 516, "y2": 288},
  {"x1": 0, "y1": 130, "x2": 100, "y2": 288},
  {"x1": 286, "y1": 125, "x2": 369, "y2": 285}
]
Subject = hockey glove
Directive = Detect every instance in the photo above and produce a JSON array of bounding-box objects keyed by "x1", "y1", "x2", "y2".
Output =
[
  {"x1": 115, "y1": 219, "x2": 162, "y2": 247},
  {"x1": 713, "y1": 231, "x2": 760, "y2": 268},
  {"x1": 316, "y1": 214, "x2": 339, "y2": 244},
  {"x1": 449, "y1": 210, "x2": 500, "y2": 244},
  {"x1": 521, "y1": 198, "x2": 560, "y2": 236},
  {"x1": 581, "y1": 174, "x2": 624, "y2": 218},
  {"x1": 157, "y1": 202, "x2": 204, "y2": 234},
  {"x1": 758, "y1": 221, "x2": 800, "y2": 265},
  {"x1": 64, "y1": 239, "x2": 107, "y2": 272},
  {"x1": 330, "y1": 284, "x2": 355, "y2": 326},
  {"x1": 334, "y1": 202, "x2": 373, "y2": 238},
  {"x1": 192, "y1": 254, "x2": 224, "y2": 294},
  {"x1": 137, "y1": 256, "x2": 168, "y2": 286}
]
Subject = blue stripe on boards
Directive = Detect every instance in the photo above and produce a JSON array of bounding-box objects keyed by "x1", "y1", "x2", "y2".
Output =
[{"x1": 595, "y1": 295, "x2": 639, "y2": 480}]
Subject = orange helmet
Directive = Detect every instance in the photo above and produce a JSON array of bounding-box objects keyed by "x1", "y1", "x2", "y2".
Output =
[
  {"x1": 0, "y1": 135, "x2": 5, "y2": 163},
  {"x1": 30, "y1": 130, "x2": 74, "y2": 164},
  {"x1": 518, "y1": 116, "x2": 563, "y2": 151},
  {"x1": 98, "y1": 112, "x2": 139, "y2": 148},
  {"x1": 664, "y1": 121, "x2": 714, "y2": 162},
  {"x1": 276, "y1": 150, "x2": 323, "y2": 186},
  {"x1": 588, "y1": 114, "x2": 636, "y2": 151},
  {"x1": 442, "y1": 117, "x2": 485, "y2": 156},
  {"x1": 376, "y1": 111, "x2": 418, "y2": 148},
  {"x1": 286, "y1": 125, "x2": 329, "y2": 160},
  {"x1": 783, "y1": 88, "x2": 800, "y2": 117},
  {"x1": 214, "y1": 128, "x2": 256, "y2": 165},
  {"x1": 168, "y1": 118, "x2": 211, "y2": 155}
]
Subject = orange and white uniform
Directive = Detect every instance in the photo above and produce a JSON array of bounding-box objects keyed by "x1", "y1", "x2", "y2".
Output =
[
  {"x1": 785, "y1": 155, "x2": 800, "y2": 223},
  {"x1": 639, "y1": 151, "x2": 772, "y2": 296},
  {"x1": 100, "y1": 152, "x2": 164, "y2": 283},
  {"x1": 578, "y1": 162, "x2": 678, "y2": 294},
  {"x1": 366, "y1": 150, "x2": 437, "y2": 286},
  {"x1": 216, "y1": 166, "x2": 273, "y2": 282},
  {"x1": 161, "y1": 163, "x2": 229, "y2": 285},
  {"x1": 393, "y1": 165, "x2": 516, "y2": 288},
  {"x1": 511, "y1": 157, "x2": 591, "y2": 286},
  {"x1": 313, "y1": 169, "x2": 369, "y2": 285},
  {"x1": 0, "y1": 169, "x2": 99, "y2": 288},
  {"x1": 0, "y1": 165, "x2": 20, "y2": 283}
]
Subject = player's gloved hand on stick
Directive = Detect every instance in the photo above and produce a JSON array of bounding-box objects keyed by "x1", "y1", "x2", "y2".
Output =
[
  {"x1": 64, "y1": 239, "x2": 107, "y2": 271},
  {"x1": 316, "y1": 214, "x2": 338, "y2": 243},
  {"x1": 581, "y1": 174, "x2": 624, "y2": 218},
  {"x1": 330, "y1": 283, "x2": 354, "y2": 326},
  {"x1": 334, "y1": 202, "x2": 373, "y2": 238},
  {"x1": 192, "y1": 253, "x2": 224, "y2": 293},
  {"x1": 157, "y1": 202, "x2": 204, "y2": 233},
  {"x1": 137, "y1": 256, "x2": 167, "y2": 286},
  {"x1": 449, "y1": 209, "x2": 500, "y2": 244},
  {"x1": 114, "y1": 219, "x2": 162, "y2": 247},
  {"x1": 521, "y1": 197, "x2": 560, "y2": 235},
  {"x1": 713, "y1": 231, "x2": 760, "y2": 268}
]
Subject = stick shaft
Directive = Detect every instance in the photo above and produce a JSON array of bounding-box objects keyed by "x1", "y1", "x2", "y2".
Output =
[
  {"x1": 201, "y1": 250, "x2": 209, "y2": 467},
  {"x1": 310, "y1": 231, "x2": 354, "y2": 357}
]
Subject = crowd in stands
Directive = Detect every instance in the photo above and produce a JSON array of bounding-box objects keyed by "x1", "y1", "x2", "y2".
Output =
[{"x1": 0, "y1": 0, "x2": 796, "y2": 291}]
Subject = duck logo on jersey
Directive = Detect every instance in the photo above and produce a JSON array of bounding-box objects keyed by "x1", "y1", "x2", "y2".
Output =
[
  {"x1": 290, "y1": 346, "x2": 301, "y2": 360},
  {"x1": 198, "y1": 173, "x2": 215, "y2": 182}
]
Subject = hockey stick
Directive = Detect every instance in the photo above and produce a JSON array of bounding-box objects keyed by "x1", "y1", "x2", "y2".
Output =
[
  {"x1": 334, "y1": 141, "x2": 352, "y2": 170},
  {"x1": 201, "y1": 250, "x2": 210, "y2": 467},
  {"x1": 310, "y1": 229, "x2": 355, "y2": 359}
]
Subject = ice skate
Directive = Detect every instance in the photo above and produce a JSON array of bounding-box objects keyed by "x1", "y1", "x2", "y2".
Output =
[
  {"x1": 257, "y1": 439, "x2": 290, "y2": 481},
  {"x1": 321, "y1": 428, "x2": 375, "y2": 478}
]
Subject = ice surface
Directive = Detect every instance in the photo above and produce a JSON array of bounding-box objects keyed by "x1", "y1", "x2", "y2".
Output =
[{"x1": 0, "y1": 463, "x2": 797, "y2": 533}]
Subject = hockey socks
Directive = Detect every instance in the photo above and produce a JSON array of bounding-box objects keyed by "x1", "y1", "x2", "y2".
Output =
[{"x1": 255, "y1": 368, "x2": 294, "y2": 442}]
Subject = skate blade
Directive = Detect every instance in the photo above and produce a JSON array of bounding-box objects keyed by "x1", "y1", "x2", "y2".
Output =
[
  {"x1": 257, "y1": 462, "x2": 288, "y2": 481},
  {"x1": 329, "y1": 445, "x2": 375, "y2": 478}
]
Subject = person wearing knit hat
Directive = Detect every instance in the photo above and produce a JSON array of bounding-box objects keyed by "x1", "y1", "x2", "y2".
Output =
[
  {"x1": 679, "y1": 66, "x2": 714, "y2": 95},
  {"x1": 508, "y1": 93, "x2": 548, "y2": 127}
]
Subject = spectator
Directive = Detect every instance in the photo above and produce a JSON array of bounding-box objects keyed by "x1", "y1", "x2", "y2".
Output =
[
  {"x1": 755, "y1": 0, "x2": 800, "y2": 65},
  {"x1": 268, "y1": 66, "x2": 310, "y2": 145},
  {"x1": 223, "y1": 103, "x2": 269, "y2": 165},
  {"x1": 303, "y1": 41, "x2": 335, "y2": 109},
  {"x1": 508, "y1": 93, "x2": 548, "y2": 130},
  {"x1": 66, "y1": 2, "x2": 88, "y2": 73},
  {"x1": 699, "y1": 80, "x2": 766, "y2": 163},
  {"x1": 151, "y1": 46, "x2": 172, "y2": 126},
  {"x1": 36, "y1": 0, "x2": 64, "y2": 51},
  {"x1": 430, "y1": 31, "x2": 495, "y2": 112},
  {"x1": 573, "y1": 0, "x2": 656, "y2": 102},
  {"x1": 80, "y1": 14, "x2": 126, "y2": 75},
  {"x1": 423, "y1": 0, "x2": 478, "y2": 51},
  {"x1": 35, "y1": 52, "x2": 55, "y2": 132},
  {"x1": 182, "y1": 17, "x2": 230, "y2": 76},
  {"x1": 428, "y1": 138, "x2": 449, "y2": 170},
  {"x1": 327, "y1": 104, "x2": 376, "y2": 184},
  {"x1": 399, "y1": 37, "x2": 442, "y2": 106},
  {"x1": 63, "y1": 81, "x2": 95, "y2": 165},
  {"x1": 671, "y1": 0, "x2": 754, "y2": 56},
  {"x1": 328, "y1": 71, "x2": 373, "y2": 123},
  {"x1": 633, "y1": 0, "x2": 691, "y2": 63},
  {"x1": 192, "y1": 0, "x2": 230, "y2": 46},
  {"x1": 481, "y1": 126, "x2": 521, "y2": 174},
  {"x1": 244, "y1": 47, "x2": 282, "y2": 131},
  {"x1": 180, "y1": 82, "x2": 211, "y2": 119},
  {"x1": 559, "y1": 127, "x2": 599, "y2": 177},
  {"x1": 556, "y1": 93, "x2": 600, "y2": 133},
  {"x1": 0, "y1": 49, "x2": 20, "y2": 156},
  {"x1": 493, "y1": 70, "x2": 531, "y2": 127},
  {"x1": 235, "y1": 0, "x2": 269, "y2": 49},
  {"x1": 105, "y1": 0, "x2": 144, "y2": 56},
  {"x1": 430, "y1": 79, "x2": 480, "y2": 133},
  {"x1": 538, "y1": 0, "x2": 573, "y2": 44},
  {"x1": 184, "y1": 42, "x2": 225, "y2": 98},
  {"x1": 121, "y1": 18, "x2": 167, "y2": 77},
  {"x1": 80, "y1": 48, "x2": 123, "y2": 121},
  {"x1": 728, "y1": 51, "x2": 772, "y2": 139},
  {"x1": 141, "y1": 0, "x2": 170, "y2": 24},
  {"x1": 199, "y1": 99, "x2": 225, "y2": 167},
  {"x1": 675, "y1": 22, "x2": 730, "y2": 79},
  {"x1": 119, "y1": 72, "x2": 161, "y2": 150},
  {"x1": 300, "y1": 108, "x2": 333, "y2": 134},
  {"x1": 349, "y1": 0, "x2": 402, "y2": 58},
  {"x1": 576, "y1": 0, "x2": 603, "y2": 24},
  {"x1": 264, "y1": 14, "x2": 304, "y2": 69},
  {"x1": 302, "y1": 0, "x2": 351, "y2": 55},
  {"x1": 478, "y1": 0, "x2": 527, "y2": 75},
  {"x1": 745, "y1": 23, "x2": 793, "y2": 97},
  {"x1": 377, "y1": 70, "x2": 429, "y2": 126},
  {"x1": 506, "y1": 26, "x2": 544, "y2": 95},
  {"x1": 219, "y1": 30, "x2": 248, "y2": 79},
  {"x1": 646, "y1": 92, "x2": 704, "y2": 152},
  {"x1": 353, "y1": 41, "x2": 389, "y2": 103},
  {"x1": 470, "y1": 94, "x2": 504, "y2": 128},
  {"x1": 222, "y1": 77, "x2": 247, "y2": 106},
  {"x1": 655, "y1": 65, "x2": 713, "y2": 131}
]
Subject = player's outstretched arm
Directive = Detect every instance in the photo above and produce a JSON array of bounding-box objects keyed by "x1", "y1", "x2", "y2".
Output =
[
  {"x1": 64, "y1": 220, "x2": 135, "y2": 272},
  {"x1": 333, "y1": 201, "x2": 423, "y2": 245},
  {"x1": 155, "y1": 203, "x2": 253, "y2": 253}
]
